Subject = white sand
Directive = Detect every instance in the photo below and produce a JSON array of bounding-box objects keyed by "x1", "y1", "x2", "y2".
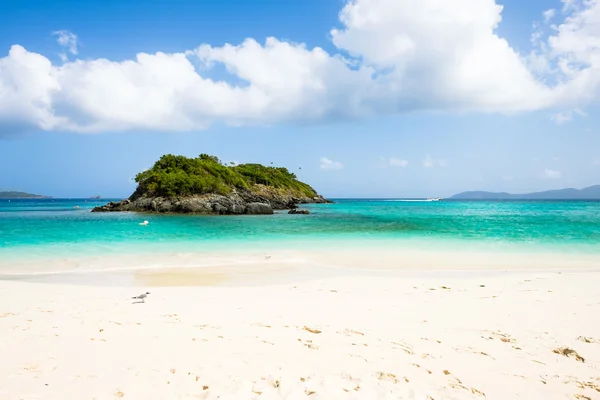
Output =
[{"x1": 1, "y1": 268, "x2": 600, "y2": 399}]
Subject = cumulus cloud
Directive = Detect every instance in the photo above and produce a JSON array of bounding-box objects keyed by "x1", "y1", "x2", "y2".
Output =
[
  {"x1": 320, "y1": 157, "x2": 343, "y2": 170},
  {"x1": 544, "y1": 168, "x2": 562, "y2": 179},
  {"x1": 2, "y1": 0, "x2": 600, "y2": 135}
]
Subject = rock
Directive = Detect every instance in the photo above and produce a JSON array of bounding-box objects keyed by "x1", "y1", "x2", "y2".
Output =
[
  {"x1": 245, "y1": 202, "x2": 274, "y2": 215},
  {"x1": 156, "y1": 200, "x2": 173, "y2": 213},
  {"x1": 177, "y1": 199, "x2": 211, "y2": 214},
  {"x1": 288, "y1": 209, "x2": 310, "y2": 215},
  {"x1": 92, "y1": 189, "x2": 330, "y2": 215},
  {"x1": 229, "y1": 203, "x2": 246, "y2": 214},
  {"x1": 212, "y1": 203, "x2": 228, "y2": 214}
]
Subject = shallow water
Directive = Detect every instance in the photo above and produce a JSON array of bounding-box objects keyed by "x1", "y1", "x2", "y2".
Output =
[{"x1": 1, "y1": 198, "x2": 599, "y2": 274}]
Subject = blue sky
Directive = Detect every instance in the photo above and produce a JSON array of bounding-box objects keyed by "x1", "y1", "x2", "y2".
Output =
[{"x1": 0, "y1": 0, "x2": 599, "y2": 198}]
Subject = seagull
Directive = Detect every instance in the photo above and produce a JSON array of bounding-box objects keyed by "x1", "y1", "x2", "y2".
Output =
[{"x1": 132, "y1": 292, "x2": 150, "y2": 302}]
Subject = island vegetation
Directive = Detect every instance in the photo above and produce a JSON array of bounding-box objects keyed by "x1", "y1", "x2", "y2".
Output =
[
  {"x1": 93, "y1": 154, "x2": 330, "y2": 215},
  {"x1": 133, "y1": 154, "x2": 316, "y2": 198}
]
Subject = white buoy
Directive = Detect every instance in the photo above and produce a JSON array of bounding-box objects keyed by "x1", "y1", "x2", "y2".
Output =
[{"x1": 139, "y1": 220, "x2": 149, "y2": 226}]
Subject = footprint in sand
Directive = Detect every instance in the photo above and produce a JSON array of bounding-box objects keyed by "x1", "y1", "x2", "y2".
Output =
[
  {"x1": 391, "y1": 340, "x2": 414, "y2": 355},
  {"x1": 0, "y1": 312, "x2": 18, "y2": 318},
  {"x1": 482, "y1": 330, "x2": 515, "y2": 343},
  {"x1": 576, "y1": 379, "x2": 600, "y2": 392},
  {"x1": 302, "y1": 326, "x2": 322, "y2": 334},
  {"x1": 251, "y1": 323, "x2": 272, "y2": 328},
  {"x1": 574, "y1": 395, "x2": 592, "y2": 400},
  {"x1": 376, "y1": 371, "x2": 401, "y2": 384},
  {"x1": 298, "y1": 338, "x2": 319, "y2": 350},
  {"x1": 444, "y1": 370, "x2": 486, "y2": 397},
  {"x1": 553, "y1": 347, "x2": 585, "y2": 363},
  {"x1": 338, "y1": 328, "x2": 364, "y2": 336},
  {"x1": 576, "y1": 336, "x2": 597, "y2": 344}
]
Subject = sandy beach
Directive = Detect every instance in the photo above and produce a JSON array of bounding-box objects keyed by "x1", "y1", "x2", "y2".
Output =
[{"x1": 1, "y1": 264, "x2": 600, "y2": 399}]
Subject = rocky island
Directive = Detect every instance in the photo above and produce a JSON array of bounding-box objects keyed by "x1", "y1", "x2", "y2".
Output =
[{"x1": 92, "y1": 154, "x2": 331, "y2": 215}]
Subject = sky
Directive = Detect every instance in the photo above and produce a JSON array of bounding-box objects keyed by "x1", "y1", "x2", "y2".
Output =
[{"x1": 0, "y1": 0, "x2": 599, "y2": 198}]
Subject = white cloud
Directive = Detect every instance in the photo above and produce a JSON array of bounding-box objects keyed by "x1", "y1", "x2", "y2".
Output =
[
  {"x1": 388, "y1": 157, "x2": 408, "y2": 168},
  {"x1": 543, "y1": 9, "x2": 556, "y2": 23},
  {"x1": 2, "y1": 0, "x2": 600, "y2": 134},
  {"x1": 423, "y1": 154, "x2": 435, "y2": 168},
  {"x1": 53, "y1": 30, "x2": 78, "y2": 55},
  {"x1": 551, "y1": 111, "x2": 574, "y2": 124},
  {"x1": 422, "y1": 154, "x2": 447, "y2": 168},
  {"x1": 544, "y1": 168, "x2": 562, "y2": 179},
  {"x1": 561, "y1": 0, "x2": 580, "y2": 13},
  {"x1": 320, "y1": 157, "x2": 343, "y2": 170},
  {"x1": 551, "y1": 109, "x2": 586, "y2": 124}
]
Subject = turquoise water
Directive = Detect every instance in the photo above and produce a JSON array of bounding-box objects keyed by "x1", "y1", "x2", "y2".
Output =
[{"x1": 1, "y1": 198, "x2": 599, "y2": 267}]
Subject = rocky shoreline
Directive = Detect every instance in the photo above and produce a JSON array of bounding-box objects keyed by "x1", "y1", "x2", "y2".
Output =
[{"x1": 91, "y1": 189, "x2": 331, "y2": 215}]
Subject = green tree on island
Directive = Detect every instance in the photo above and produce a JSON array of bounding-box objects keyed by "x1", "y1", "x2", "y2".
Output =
[{"x1": 134, "y1": 154, "x2": 315, "y2": 198}]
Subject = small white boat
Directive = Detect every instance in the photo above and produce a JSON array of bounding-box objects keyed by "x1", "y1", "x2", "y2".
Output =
[{"x1": 139, "y1": 220, "x2": 149, "y2": 226}]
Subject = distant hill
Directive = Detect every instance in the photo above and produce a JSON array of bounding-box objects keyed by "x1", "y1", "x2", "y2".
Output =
[
  {"x1": 0, "y1": 191, "x2": 49, "y2": 199},
  {"x1": 451, "y1": 185, "x2": 600, "y2": 200}
]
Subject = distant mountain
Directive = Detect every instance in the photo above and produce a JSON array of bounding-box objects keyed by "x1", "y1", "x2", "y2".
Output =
[
  {"x1": 451, "y1": 185, "x2": 600, "y2": 200},
  {"x1": 0, "y1": 191, "x2": 49, "y2": 199}
]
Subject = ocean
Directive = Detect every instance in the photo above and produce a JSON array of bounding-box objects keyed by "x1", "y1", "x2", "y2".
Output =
[{"x1": 1, "y1": 198, "x2": 599, "y2": 275}]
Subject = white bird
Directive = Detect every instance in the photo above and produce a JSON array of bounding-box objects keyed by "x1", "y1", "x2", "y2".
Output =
[
  {"x1": 132, "y1": 292, "x2": 150, "y2": 302},
  {"x1": 139, "y1": 220, "x2": 149, "y2": 226}
]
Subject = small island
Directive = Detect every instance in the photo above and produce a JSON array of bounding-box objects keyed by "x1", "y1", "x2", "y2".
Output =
[
  {"x1": 92, "y1": 154, "x2": 331, "y2": 215},
  {"x1": 0, "y1": 191, "x2": 49, "y2": 199}
]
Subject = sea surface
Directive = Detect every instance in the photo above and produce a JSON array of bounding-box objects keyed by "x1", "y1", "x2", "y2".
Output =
[{"x1": 1, "y1": 198, "x2": 599, "y2": 274}]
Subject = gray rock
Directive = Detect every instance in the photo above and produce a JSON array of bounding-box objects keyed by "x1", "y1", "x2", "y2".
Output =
[
  {"x1": 212, "y1": 203, "x2": 228, "y2": 214},
  {"x1": 229, "y1": 203, "x2": 246, "y2": 214},
  {"x1": 245, "y1": 202, "x2": 274, "y2": 215},
  {"x1": 288, "y1": 209, "x2": 310, "y2": 215},
  {"x1": 91, "y1": 189, "x2": 332, "y2": 215},
  {"x1": 156, "y1": 200, "x2": 172, "y2": 213}
]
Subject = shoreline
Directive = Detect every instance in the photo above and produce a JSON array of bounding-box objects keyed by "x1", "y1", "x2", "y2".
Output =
[{"x1": 2, "y1": 246, "x2": 600, "y2": 285}]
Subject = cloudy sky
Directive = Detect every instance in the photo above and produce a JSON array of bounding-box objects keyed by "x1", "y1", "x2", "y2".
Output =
[{"x1": 0, "y1": 0, "x2": 599, "y2": 198}]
